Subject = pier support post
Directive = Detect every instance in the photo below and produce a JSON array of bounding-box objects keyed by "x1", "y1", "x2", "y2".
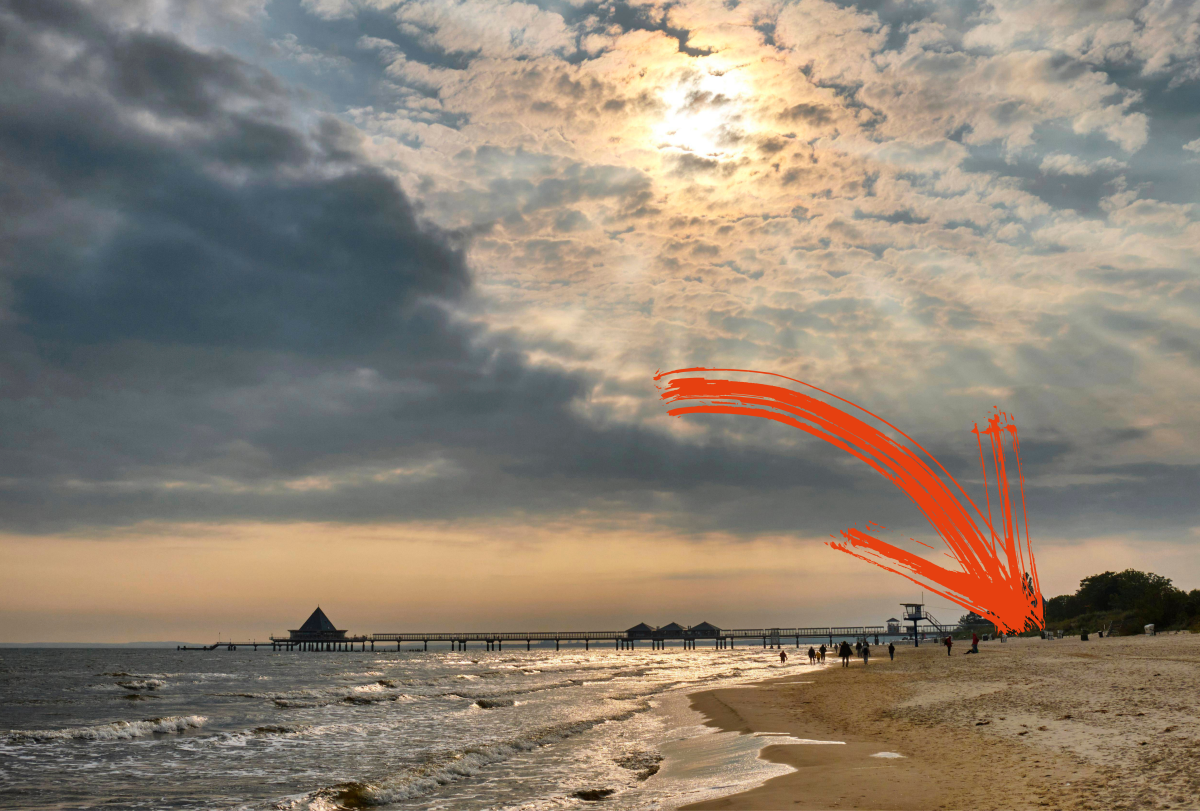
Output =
[
  {"x1": 527, "y1": 640, "x2": 531, "y2": 651},
  {"x1": 424, "y1": 640, "x2": 427, "y2": 651},
  {"x1": 555, "y1": 639, "x2": 559, "y2": 651},
  {"x1": 585, "y1": 639, "x2": 588, "y2": 651}
]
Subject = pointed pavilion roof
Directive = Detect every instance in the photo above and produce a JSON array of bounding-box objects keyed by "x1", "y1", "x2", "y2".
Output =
[{"x1": 295, "y1": 606, "x2": 343, "y2": 635}]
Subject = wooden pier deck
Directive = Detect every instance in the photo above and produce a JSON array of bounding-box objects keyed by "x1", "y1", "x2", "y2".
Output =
[
  {"x1": 184, "y1": 623, "x2": 952, "y2": 652},
  {"x1": 368, "y1": 625, "x2": 942, "y2": 651}
]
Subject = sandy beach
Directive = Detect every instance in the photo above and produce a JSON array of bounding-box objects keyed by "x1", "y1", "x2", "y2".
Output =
[{"x1": 682, "y1": 633, "x2": 1200, "y2": 810}]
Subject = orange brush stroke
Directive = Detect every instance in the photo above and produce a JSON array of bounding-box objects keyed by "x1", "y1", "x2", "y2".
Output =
[{"x1": 654, "y1": 367, "x2": 1043, "y2": 632}]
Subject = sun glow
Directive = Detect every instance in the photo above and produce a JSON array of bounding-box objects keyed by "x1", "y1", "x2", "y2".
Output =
[{"x1": 653, "y1": 66, "x2": 755, "y2": 160}]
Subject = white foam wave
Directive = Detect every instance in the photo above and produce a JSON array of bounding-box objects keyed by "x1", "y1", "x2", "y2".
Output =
[
  {"x1": 8, "y1": 715, "x2": 206, "y2": 743},
  {"x1": 304, "y1": 704, "x2": 654, "y2": 807},
  {"x1": 350, "y1": 683, "x2": 388, "y2": 693},
  {"x1": 117, "y1": 679, "x2": 166, "y2": 691}
]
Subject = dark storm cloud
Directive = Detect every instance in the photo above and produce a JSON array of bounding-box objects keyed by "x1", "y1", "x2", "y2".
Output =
[
  {"x1": 0, "y1": 0, "x2": 467, "y2": 354},
  {"x1": 2, "y1": 0, "x2": 1196, "y2": 547},
  {"x1": 0, "y1": 0, "x2": 912, "y2": 534}
]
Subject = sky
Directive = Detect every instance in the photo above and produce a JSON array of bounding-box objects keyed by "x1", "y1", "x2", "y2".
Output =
[{"x1": 1, "y1": 0, "x2": 1198, "y2": 642}]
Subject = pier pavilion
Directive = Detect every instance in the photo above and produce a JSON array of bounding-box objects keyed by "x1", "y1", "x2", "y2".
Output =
[{"x1": 269, "y1": 607, "x2": 373, "y2": 652}]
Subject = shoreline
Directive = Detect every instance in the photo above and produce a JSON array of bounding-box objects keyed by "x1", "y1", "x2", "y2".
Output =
[
  {"x1": 673, "y1": 637, "x2": 1187, "y2": 810},
  {"x1": 676, "y1": 643, "x2": 1104, "y2": 806}
]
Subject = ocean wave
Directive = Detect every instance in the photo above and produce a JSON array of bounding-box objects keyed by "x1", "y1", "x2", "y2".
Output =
[
  {"x1": 297, "y1": 704, "x2": 654, "y2": 808},
  {"x1": 350, "y1": 683, "x2": 388, "y2": 693},
  {"x1": 220, "y1": 677, "x2": 418, "y2": 708},
  {"x1": 203, "y1": 724, "x2": 312, "y2": 748},
  {"x1": 116, "y1": 679, "x2": 166, "y2": 691},
  {"x1": 7, "y1": 715, "x2": 206, "y2": 743}
]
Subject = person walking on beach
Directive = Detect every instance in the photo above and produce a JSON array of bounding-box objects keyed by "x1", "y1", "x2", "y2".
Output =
[
  {"x1": 965, "y1": 632, "x2": 979, "y2": 655},
  {"x1": 943, "y1": 635, "x2": 953, "y2": 656},
  {"x1": 888, "y1": 642, "x2": 895, "y2": 661},
  {"x1": 861, "y1": 642, "x2": 870, "y2": 665},
  {"x1": 839, "y1": 641, "x2": 852, "y2": 667},
  {"x1": 808, "y1": 646, "x2": 817, "y2": 665},
  {"x1": 819, "y1": 644, "x2": 826, "y2": 663},
  {"x1": 780, "y1": 650, "x2": 788, "y2": 665},
  {"x1": 855, "y1": 640, "x2": 862, "y2": 655}
]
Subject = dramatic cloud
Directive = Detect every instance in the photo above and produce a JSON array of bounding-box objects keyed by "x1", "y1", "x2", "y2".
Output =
[{"x1": 1, "y1": 0, "x2": 1198, "y2": 564}]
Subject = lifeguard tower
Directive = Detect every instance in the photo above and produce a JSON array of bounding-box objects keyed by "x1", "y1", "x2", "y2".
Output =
[{"x1": 901, "y1": 602, "x2": 925, "y2": 647}]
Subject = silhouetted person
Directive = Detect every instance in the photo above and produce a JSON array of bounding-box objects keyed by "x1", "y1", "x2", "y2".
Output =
[
  {"x1": 855, "y1": 640, "x2": 862, "y2": 655},
  {"x1": 862, "y1": 643, "x2": 870, "y2": 665},
  {"x1": 808, "y1": 646, "x2": 817, "y2": 664},
  {"x1": 819, "y1": 644, "x2": 826, "y2": 663},
  {"x1": 944, "y1": 635, "x2": 953, "y2": 656},
  {"x1": 780, "y1": 650, "x2": 787, "y2": 664},
  {"x1": 888, "y1": 642, "x2": 895, "y2": 661},
  {"x1": 839, "y1": 641, "x2": 852, "y2": 667}
]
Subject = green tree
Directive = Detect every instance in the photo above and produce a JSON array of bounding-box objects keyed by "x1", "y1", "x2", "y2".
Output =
[
  {"x1": 1046, "y1": 569, "x2": 1199, "y2": 631},
  {"x1": 958, "y1": 611, "x2": 986, "y2": 627}
]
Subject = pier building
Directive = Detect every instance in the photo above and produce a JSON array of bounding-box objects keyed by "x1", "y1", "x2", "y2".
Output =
[{"x1": 269, "y1": 607, "x2": 372, "y2": 651}]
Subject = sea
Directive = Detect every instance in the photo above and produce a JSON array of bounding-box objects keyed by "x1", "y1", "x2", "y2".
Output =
[{"x1": 0, "y1": 644, "x2": 833, "y2": 810}]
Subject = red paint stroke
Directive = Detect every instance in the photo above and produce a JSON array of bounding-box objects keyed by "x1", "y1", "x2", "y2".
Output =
[{"x1": 654, "y1": 367, "x2": 1043, "y2": 632}]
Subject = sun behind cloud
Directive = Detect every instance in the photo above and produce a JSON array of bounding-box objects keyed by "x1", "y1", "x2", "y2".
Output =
[{"x1": 652, "y1": 64, "x2": 758, "y2": 161}]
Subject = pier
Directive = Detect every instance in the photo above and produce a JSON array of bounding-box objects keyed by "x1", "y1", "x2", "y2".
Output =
[
  {"x1": 370, "y1": 625, "x2": 915, "y2": 652},
  {"x1": 181, "y1": 607, "x2": 954, "y2": 652}
]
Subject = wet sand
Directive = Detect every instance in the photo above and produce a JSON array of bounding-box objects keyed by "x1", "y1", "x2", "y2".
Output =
[{"x1": 681, "y1": 633, "x2": 1200, "y2": 810}]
